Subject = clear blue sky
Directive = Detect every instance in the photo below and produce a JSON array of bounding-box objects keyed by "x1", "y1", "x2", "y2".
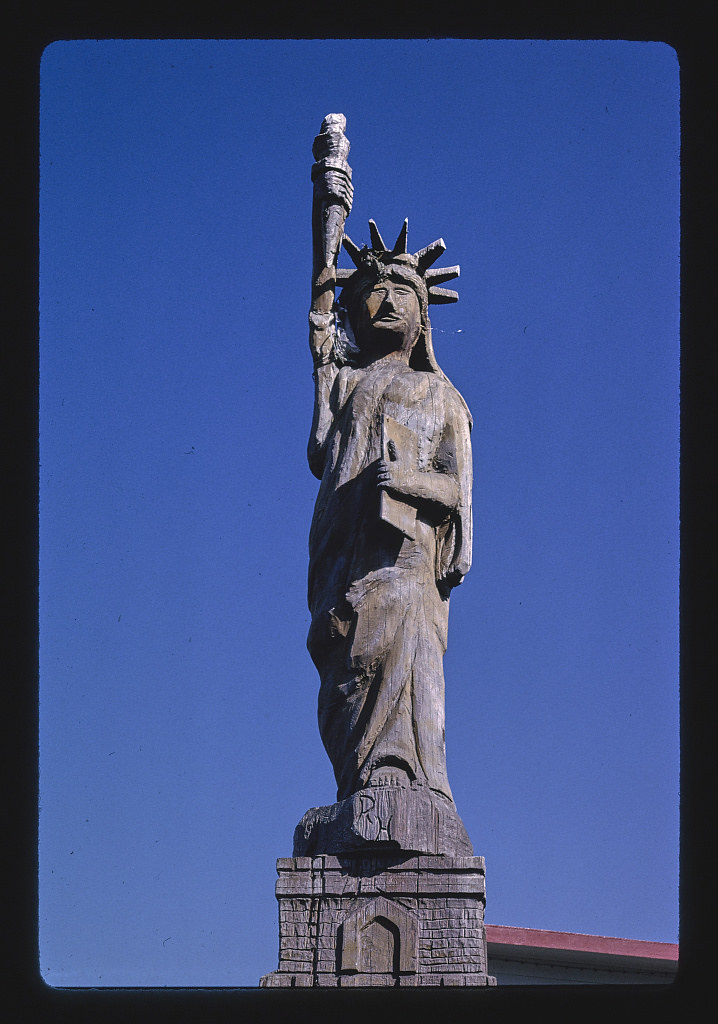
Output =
[{"x1": 39, "y1": 39, "x2": 679, "y2": 987}]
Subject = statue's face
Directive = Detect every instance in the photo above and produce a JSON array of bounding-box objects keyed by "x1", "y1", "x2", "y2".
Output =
[{"x1": 355, "y1": 277, "x2": 422, "y2": 357}]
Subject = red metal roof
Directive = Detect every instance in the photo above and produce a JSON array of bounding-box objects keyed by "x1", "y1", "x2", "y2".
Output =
[{"x1": 485, "y1": 924, "x2": 678, "y2": 961}]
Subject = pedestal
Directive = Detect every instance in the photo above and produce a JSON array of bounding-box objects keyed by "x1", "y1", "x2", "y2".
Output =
[
  {"x1": 293, "y1": 783, "x2": 473, "y2": 858},
  {"x1": 260, "y1": 854, "x2": 497, "y2": 987}
]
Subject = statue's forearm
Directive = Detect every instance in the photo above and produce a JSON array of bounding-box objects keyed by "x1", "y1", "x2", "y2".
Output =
[
  {"x1": 379, "y1": 460, "x2": 460, "y2": 516},
  {"x1": 404, "y1": 470, "x2": 460, "y2": 514},
  {"x1": 308, "y1": 361, "x2": 338, "y2": 479}
]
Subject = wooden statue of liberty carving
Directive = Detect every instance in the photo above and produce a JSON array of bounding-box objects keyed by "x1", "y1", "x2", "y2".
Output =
[{"x1": 296, "y1": 113, "x2": 474, "y2": 857}]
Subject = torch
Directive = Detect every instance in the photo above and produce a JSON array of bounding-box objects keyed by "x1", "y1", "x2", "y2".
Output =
[{"x1": 310, "y1": 113, "x2": 353, "y2": 315}]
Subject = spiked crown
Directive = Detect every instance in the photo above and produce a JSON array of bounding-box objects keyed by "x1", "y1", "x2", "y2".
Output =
[{"x1": 336, "y1": 218, "x2": 460, "y2": 305}]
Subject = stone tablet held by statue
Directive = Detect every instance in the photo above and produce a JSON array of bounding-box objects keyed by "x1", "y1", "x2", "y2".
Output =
[{"x1": 379, "y1": 416, "x2": 418, "y2": 539}]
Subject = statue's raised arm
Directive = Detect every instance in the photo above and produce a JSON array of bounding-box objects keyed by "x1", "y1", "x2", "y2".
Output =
[{"x1": 307, "y1": 115, "x2": 354, "y2": 476}]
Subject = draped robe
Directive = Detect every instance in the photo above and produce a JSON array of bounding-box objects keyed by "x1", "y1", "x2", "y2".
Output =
[{"x1": 307, "y1": 354, "x2": 472, "y2": 803}]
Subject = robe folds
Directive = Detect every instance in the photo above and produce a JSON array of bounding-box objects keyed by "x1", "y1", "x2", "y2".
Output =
[{"x1": 307, "y1": 355, "x2": 473, "y2": 803}]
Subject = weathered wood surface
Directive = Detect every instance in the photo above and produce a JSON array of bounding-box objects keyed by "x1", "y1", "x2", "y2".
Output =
[
  {"x1": 260, "y1": 856, "x2": 496, "y2": 988},
  {"x1": 303, "y1": 114, "x2": 473, "y2": 857},
  {"x1": 259, "y1": 115, "x2": 493, "y2": 989},
  {"x1": 294, "y1": 781, "x2": 473, "y2": 858}
]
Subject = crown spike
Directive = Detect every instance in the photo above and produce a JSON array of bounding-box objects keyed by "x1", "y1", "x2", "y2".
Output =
[
  {"x1": 368, "y1": 219, "x2": 388, "y2": 251},
  {"x1": 415, "y1": 238, "x2": 447, "y2": 273},
  {"x1": 342, "y1": 235, "x2": 363, "y2": 267},
  {"x1": 391, "y1": 218, "x2": 409, "y2": 256},
  {"x1": 425, "y1": 265, "x2": 460, "y2": 286},
  {"x1": 428, "y1": 286, "x2": 459, "y2": 304}
]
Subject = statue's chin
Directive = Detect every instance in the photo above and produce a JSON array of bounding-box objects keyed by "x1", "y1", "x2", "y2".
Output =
[{"x1": 356, "y1": 321, "x2": 416, "y2": 354}]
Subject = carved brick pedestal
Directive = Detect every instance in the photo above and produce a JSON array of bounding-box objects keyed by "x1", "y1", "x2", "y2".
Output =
[{"x1": 260, "y1": 854, "x2": 496, "y2": 987}]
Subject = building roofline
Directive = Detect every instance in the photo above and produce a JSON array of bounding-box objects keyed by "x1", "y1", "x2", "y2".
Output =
[{"x1": 485, "y1": 924, "x2": 678, "y2": 962}]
